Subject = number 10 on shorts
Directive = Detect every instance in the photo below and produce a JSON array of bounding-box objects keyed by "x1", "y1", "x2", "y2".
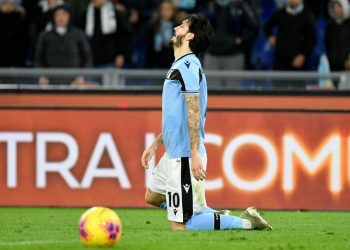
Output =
[{"x1": 167, "y1": 192, "x2": 180, "y2": 208}]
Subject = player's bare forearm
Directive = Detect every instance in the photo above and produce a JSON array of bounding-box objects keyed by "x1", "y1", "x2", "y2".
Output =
[
  {"x1": 185, "y1": 94, "x2": 205, "y2": 181},
  {"x1": 152, "y1": 133, "x2": 163, "y2": 149},
  {"x1": 185, "y1": 94, "x2": 200, "y2": 153}
]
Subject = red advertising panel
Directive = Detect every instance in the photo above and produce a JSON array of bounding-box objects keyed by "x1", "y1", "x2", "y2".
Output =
[{"x1": 0, "y1": 108, "x2": 349, "y2": 210}]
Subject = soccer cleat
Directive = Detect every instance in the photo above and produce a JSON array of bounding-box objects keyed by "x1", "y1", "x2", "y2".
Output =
[{"x1": 240, "y1": 207, "x2": 272, "y2": 230}]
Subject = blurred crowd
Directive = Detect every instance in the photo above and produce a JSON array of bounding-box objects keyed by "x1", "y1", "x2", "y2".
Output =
[{"x1": 0, "y1": 0, "x2": 350, "y2": 78}]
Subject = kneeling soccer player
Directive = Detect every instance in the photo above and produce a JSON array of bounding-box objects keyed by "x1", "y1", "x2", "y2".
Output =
[{"x1": 141, "y1": 14, "x2": 272, "y2": 231}]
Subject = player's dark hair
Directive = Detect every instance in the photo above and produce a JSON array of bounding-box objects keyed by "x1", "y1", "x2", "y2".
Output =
[{"x1": 187, "y1": 14, "x2": 214, "y2": 55}]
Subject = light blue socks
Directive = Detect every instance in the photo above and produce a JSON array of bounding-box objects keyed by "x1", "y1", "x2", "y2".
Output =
[
  {"x1": 160, "y1": 201, "x2": 245, "y2": 230},
  {"x1": 185, "y1": 213, "x2": 244, "y2": 231}
]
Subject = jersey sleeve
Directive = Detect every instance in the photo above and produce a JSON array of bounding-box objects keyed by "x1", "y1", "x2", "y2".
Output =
[{"x1": 179, "y1": 61, "x2": 201, "y2": 94}]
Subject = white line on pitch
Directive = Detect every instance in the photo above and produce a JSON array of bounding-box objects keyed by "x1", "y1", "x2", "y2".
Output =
[{"x1": 0, "y1": 239, "x2": 79, "y2": 247}]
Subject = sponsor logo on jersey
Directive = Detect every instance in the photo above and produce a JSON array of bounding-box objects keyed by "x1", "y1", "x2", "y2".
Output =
[{"x1": 183, "y1": 184, "x2": 191, "y2": 193}]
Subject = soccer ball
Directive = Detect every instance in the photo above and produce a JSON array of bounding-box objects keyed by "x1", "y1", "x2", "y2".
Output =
[{"x1": 78, "y1": 207, "x2": 122, "y2": 247}]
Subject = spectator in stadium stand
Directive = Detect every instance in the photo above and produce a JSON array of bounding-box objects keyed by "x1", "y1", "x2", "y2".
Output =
[
  {"x1": 21, "y1": 0, "x2": 66, "y2": 67},
  {"x1": 204, "y1": 0, "x2": 259, "y2": 70},
  {"x1": 264, "y1": 0, "x2": 316, "y2": 71},
  {"x1": 79, "y1": 0, "x2": 132, "y2": 68},
  {"x1": 35, "y1": 4, "x2": 93, "y2": 85},
  {"x1": 0, "y1": 0, "x2": 26, "y2": 67},
  {"x1": 325, "y1": 0, "x2": 350, "y2": 72},
  {"x1": 33, "y1": 0, "x2": 66, "y2": 34},
  {"x1": 145, "y1": 0, "x2": 186, "y2": 68}
]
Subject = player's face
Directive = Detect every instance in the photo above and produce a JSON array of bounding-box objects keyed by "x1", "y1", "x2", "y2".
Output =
[
  {"x1": 54, "y1": 9, "x2": 70, "y2": 27},
  {"x1": 170, "y1": 19, "x2": 191, "y2": 48}
]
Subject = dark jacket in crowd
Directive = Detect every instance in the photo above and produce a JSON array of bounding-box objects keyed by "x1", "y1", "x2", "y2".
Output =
[
  {"x1": 79, "y1": 7, "x2": 132, "y2": 66},
  {"x1": 66, "y1": 0, "x2": 90, "y2": 25},
  {"x1": 0, "y1": 10, "x2": 26, "y2": 67},
  {"x1": 264, "y1": 6, "x2": 316, "y2": 70},
  {"x1": 205, "y1": 1, "x2": 259, "y2": 56},
  {"x1": 325, "y1": 0, "x2": 350, "y2": 71},
  {"x1": 31, "y1": 0, "x2": 67, "y2": 37},
  {"x1": 304, "y1": 0, "x2": 329, "y2": 18},
  {"x1": 35, "y1": 27, "x2": 93, "y2": 68}
]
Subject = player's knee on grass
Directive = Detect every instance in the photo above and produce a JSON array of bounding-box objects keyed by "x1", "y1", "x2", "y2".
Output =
[
  {"x1": 169, "y1": 221, "x2": 186, "y2": 231},
  {"x1": 145, "y1": 188, "x2": 165, "y2": 207}
]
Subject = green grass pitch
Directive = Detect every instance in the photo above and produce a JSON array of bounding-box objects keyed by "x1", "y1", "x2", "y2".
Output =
[{"x1": 0, "y1": 208, "x2": 349, "y2": 250}]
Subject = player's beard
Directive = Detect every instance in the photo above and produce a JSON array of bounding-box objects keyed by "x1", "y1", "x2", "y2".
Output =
[{"x1": 169, "y1": 34, "x2": 185, "y2": 49}]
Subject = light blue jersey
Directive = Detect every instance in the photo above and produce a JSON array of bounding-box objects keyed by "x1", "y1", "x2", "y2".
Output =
[{"x1": 162, "y1": 53, "x2": 207, "y2": 158}]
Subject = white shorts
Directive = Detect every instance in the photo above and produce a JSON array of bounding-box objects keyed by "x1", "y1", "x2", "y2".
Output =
[{"x1": 148, "y1": 153, "x2": 208, "y2": 223}]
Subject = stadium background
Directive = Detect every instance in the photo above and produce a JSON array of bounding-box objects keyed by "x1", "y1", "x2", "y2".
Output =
[{"x1": 0, "y1": 0, "x2": 350, "y2": 213}]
